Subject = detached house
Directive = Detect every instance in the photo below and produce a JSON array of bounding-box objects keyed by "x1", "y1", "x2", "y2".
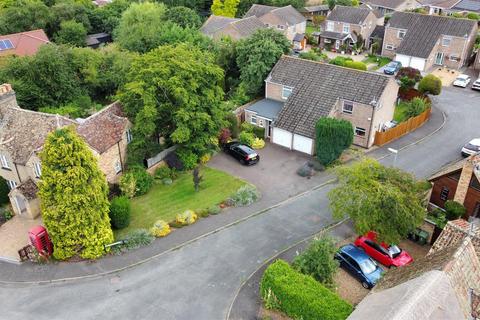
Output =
[
  {"x1": 244, "y1": 56, "x2": 398, "y2": 154},
  {"x1": 318, "y1": 6, "x2": 381, "y2": 51},
  {"x1": 244, "y1": 4, "x2": 307, "y2": 49},
  {"x1": 360, "y1": 0, "x2": 422, "y2": 15},
  {"x1": 200, "y1": 15, "x2": 266, "y2": 40},
  {"x1": 0, "y1": 84, "x2": 132, "y2": 220},
  {"x1": 421, "y1": 0, "x2": 480, "y2": 15},
  {"x1": 0, "y1": 29, "x2": 49, "y2": 58},
  {"x1": 382, "y1": 12, "x2": 478, "y2": 71}
]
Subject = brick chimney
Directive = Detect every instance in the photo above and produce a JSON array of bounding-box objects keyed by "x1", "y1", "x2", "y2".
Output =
[
  {"x1": 0, "y1": 83, "x2": 18, "y2": 114},
  {"x1": 454, "y1": 154, "x2": 479, "y2": 205}
]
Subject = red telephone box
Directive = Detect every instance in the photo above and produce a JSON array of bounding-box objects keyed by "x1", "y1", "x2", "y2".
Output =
[{"x1": 28, "y1": 226, "x2": 53, "y2": 256}]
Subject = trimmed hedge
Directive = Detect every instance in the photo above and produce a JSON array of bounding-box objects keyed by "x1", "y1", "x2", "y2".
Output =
[
  {"x1": 109, "y1": 196, "x2": 131, "y2": 229},
  {"x1": 315, "y1": 117, "x2": 353, "y2": 166},
  {"x1": 260, "y1": 260, "x2": 353, "y2": 320}
]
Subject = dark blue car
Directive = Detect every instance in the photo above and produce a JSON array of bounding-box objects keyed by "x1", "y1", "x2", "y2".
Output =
[
  {"x1": 383, "y1": 61, "x2": 402, "y2": 75},
  {"x1": 335, "y1": 244, "x2": 384, "y2": 289}
]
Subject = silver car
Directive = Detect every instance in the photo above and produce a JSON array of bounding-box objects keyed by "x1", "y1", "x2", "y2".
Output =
[
  {"x1": 472, "y1": 78, "x2": 480, "y2": 91},
  {"x1": 462, "y1": 138, "x2": 480, "y2": 157}
]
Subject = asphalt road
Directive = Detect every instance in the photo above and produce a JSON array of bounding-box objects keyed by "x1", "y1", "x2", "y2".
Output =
[{"x1": 0, "y1": 87, "x2": 479, "y2": 320}]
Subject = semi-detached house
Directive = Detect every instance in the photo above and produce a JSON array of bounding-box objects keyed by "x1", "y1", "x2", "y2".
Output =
[
  {"x1": 244, "y1": 56, "x2": 399, "y2": 155},
  {"x1": 381, "y1": 12, "x2": 478, "y2": 71}
]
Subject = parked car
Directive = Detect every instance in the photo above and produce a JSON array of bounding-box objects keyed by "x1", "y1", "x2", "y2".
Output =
[
  {"x1": 472, "y1": 78, "x2": 480, "y2": 91},
  {"x1": 335, "y1": 244, "x2": 384, "y2": 289},
  {"x1": 453, "y1": 74, "x2": 471, "y2": 88},
  {"x1": 354, "y1": 232, "x2": 413, "y2": 268},
  {"x1": 383, "y1": 61, "x2": 402, "y2": 75},
  {"x1": 223, "y1": 141, "x2": 260, "y2": 165},
  {"x1": 461, "y1": 138, "x2": 480, "y2": 157}
]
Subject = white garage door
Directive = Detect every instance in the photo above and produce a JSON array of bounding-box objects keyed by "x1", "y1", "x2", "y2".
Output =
[
  {"x1": 293, "y1": 134, "x2": 313, "y2": 154},
  {"x1": 272, "y1": 127, "x2": 292, "y2": 149},
  {"x1": 395, "y1": 54, "x2": 411, "y2": 68},
  {"x1": 410, "y1": 57, "x2": 426, "y2": 71}
]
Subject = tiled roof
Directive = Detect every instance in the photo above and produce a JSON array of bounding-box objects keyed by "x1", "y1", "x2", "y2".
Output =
[
  {"x1": 453, "y1": 0, "x2": 480, "y2": 12},
  {"x1": 200, "y1": 16, "x2": 240, "y2": 35},
  {"x1": 388, "y1": 12, "x2": 476, "y2": 59},
  {"x1": 11, "y1": 178, "x2": 38, "y2": 200},
  {"x1": 319, "y1": 30, "x2": 353, "y2": 40},
  {"x1": 301, "y1": 5, "x2": 330, "y2": 12},
  {"x1": 77, "y1": 102, "x2": 129, "y2": 154},
  {"x1": 363, "y1": 0, "x2": 416, "y2": 9},
  {"x1": 231, "y1": 16, "x2": 267, "y2": 37},
  {"x1": 370, "y1": 25, "x2": 385, "y2": 39},
  {"x1": 430, "y1": 219, "x2": 480, "y2": 255},
  {"x1": 244, "y1": 4, "x2": 306, "y2": 25},
  {"x1": 326, "y1": 5, "x2": 371, "y2": 24},
  {"x1": 200, "y1": 15, "x2": 265, "y2": 39},
  {"x1": 428, "y1": 157, "x2": 466, "y2": 181},
  {"x1": 420, "y1": 0, "x2": 461, "y2": 8},
  {"x1": 0, "y1": 29, "x2": 49, "y2": 57},
  {"x1": 269, "y1": 56, "x2": 390, "y2": 138}
]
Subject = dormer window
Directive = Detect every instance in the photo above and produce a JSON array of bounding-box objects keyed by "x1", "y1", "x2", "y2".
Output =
[
  {"x1": 0, "y1": 154, "x2": 10, "y2": 169},
  {"x1": 397, "y1": 29, "x2": 406, "y2": 39},
  {"x1": 442, "y1": 36, "x2": 451, "y2": 47},
  {"x1": 282, "y1": 86, "x2": 293, "y2": 99},
  {"x1": 126, "y1": 129, "x2": 133, "y2": 144},
  {"x1": 343, "y1": 24, "x2": 350, "y2": 33},
  {"x1": 342, "y1": 101, "x2": 354, "y2": 114},
  {"x1": 33, "y1": 162, "x2": 42, "y2": 178},
  {"x1": 327, "y1": 21, "x2": 334, "y2": 31}
]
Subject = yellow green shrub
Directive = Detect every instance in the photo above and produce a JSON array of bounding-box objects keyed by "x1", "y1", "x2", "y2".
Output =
[
  {"x1": 176, "y1": 209, "x2": 197, "y2": 225},
  {"x1": 150, "y1": 220, "x2": 171, "y2": 237},
  {"x1": 252, "y1": 138, "x2": 265, "y2": 149}
]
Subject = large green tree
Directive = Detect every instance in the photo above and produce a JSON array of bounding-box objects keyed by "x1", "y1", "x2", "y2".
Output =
[
  {"x1": 236, "y1": 28, "x2": 290, "y2": 96},
  {"x1": 54, "y1": 20, "x2": 87, "y2": 47},
  {"x1": 167, "y1": 6, "x2": 202, "y2": 29},
  {"x1": 39, "y1": 127, "x2": 114, "y2": 260},
  {"x1": 117, "y1": 43, "x2": 226, "y2": 162},
  {"x1": 329, "y1": 158, "x2": 428, "y2": 244},
  {"x1": 0, "y1": 0, "x2": 52, "y2": 34},
  {"x1": 211, "y1": 0, "x2": 240, "y2": 17}
]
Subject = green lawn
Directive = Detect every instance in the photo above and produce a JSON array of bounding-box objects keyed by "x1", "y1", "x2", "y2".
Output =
[
  {"x1": 114, "y1": 167, "x2": 246, "y2": 239},
  {"x1": 306, "y1": 23, "x2": 320, "y2": 35},
  {"x1": 362, "y1": 55, "x2": 392, "y2": 69},
  {"x1": 393, "y1": 102, "x2": 409, "y2": 123}
]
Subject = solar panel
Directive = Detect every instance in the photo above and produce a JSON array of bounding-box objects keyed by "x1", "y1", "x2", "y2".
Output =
[
  {"x1": 3, "y1": 39, "x2": 13, "y2": 49},
  {"x1": 0, "y1": 41, "x2": 6, "y2": 50}
]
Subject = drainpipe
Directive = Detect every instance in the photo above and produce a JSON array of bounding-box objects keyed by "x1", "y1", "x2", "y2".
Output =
[
  {"x1": 14, "y1": 163, "x2": 21, "y2": 183},
  {"x1": 368, "y1": 103, "x2": 376, "y2": 148},
  {"x1": 459, "y1": 34, "x2": 468, "y2": 68},
  {"x1": 117, "y1": 141, "x2": 123, "y2": 172}
]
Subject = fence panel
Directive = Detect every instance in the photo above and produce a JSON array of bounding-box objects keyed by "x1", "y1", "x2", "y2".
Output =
[
  {"x1": 145, "y1": 145, "x2": 177, "y2": 169},
  {"x1": 374, "y1": 108, "x2": 431, "y2": 146}
]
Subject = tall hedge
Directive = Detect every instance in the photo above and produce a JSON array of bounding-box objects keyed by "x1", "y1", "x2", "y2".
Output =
[
  {"x1": 418, "y1": 74, "x2": 442, "y2": 95},
  {"x1": 0, "y1": 176, "x2": 10, "y2": 205},
  {"x1": 315, "y1": 117, "x2": 353, "y2": 166},
  {"x1": 260, "y1": 260, "x2": 353, "y2": 320}
]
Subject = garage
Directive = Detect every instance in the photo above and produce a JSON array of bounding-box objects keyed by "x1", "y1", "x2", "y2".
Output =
[
  {"x1": 272, "y1": 127, "x2": 292, "y2": 149},
  {"x1": 293, "y1": 134, "x2": 313, "y2": 154},
  {"x1": 395, "y1": 54, "x2": 426, "y2": 72}
]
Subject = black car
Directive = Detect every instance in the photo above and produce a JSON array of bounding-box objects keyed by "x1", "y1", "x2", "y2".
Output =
[{"x1": 223, "y1": 142, "x2": 260, "y2": 165}]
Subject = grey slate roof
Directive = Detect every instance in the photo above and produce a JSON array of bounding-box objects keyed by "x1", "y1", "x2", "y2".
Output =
[
  {"x1": 419, "y1": 0, "x2": 460, "y2": 8},
  {"x1": 370, "y1": 25, "x2": 385, "y2": 39},
  {"x1": 453, "y1": 0, "x2": 480, "y2": 12},
  {"x1": 293, "y1": 33, "x2": 305, "y2": 42},
  {"x1": 245, "y1": 99, "x2": 284, "y2": 120},
  {"x1": 302, "y1": 5, "x2": 330, "y2": 12},
  {"x1": 200, "y1": 15, "x2": 265, "y2": 39},
  {"x1": 200, "y1": 16, "x2": 240, "y2": 36},
  {"x1": 388, "y1": 12, "x2": 476, "y2": 59},
  {"x1": 232, "y1": 16, "x2": 267, "y2": 37},
  {"x1": 270, "y1": 56, "x2": 390, "y2": 138},
  {"x1": 244, "y1": 5, "x2": 306, "y2": 25},
  {"x1": 362, "y1": 0, "x2": 415, "y2": 9},
  {"x1": 326, "y1": 5, "x2": 371, "y2": 24}
]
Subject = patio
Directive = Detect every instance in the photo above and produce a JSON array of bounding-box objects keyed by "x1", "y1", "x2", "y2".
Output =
[{"x1": 0, "y1": 216, "x2": 43, "y2": 263}]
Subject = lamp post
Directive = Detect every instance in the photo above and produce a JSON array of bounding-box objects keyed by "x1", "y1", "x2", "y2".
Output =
[{"x1": 388, "y1": 148, "x2": 398, "y2": 167}]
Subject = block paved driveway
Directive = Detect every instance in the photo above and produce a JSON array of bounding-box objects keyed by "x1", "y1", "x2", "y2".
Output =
[{"x1": 1, "y1": 87, "x2": 479, "y2": 320}]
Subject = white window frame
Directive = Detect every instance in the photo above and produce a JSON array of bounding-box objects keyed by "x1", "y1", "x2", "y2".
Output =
[
  {"x1": 33, "y1": 162, "x2": 41, "y2": 178},
  {"x1": 342, "y1": 101, "x2": 354, "y2": 114},
  {"x1": 326, "y1": 21, "x2": 334, "y2": 32},
  {"x1": 0, "y1": 154, "x2": 10, "y2": 169},
  {"x1": 282, "y1": 86, "x2": 293, "y2": 99},
  {"x1": 355, "y1": 127, "x2": 366, "y2": 137},
  {"x1": 442, "y1": 36, "x2": 451, "y2": 47},
  {"x1": 397, "y1": 29, "x2": 406, "y2": 39},
  {"x1": 324, "y1": 38, "x2": 331, "y2": 44},
  {"x1": 277, "y1": 25, "x2": 285, "y2": 30},
  {"x1": 385, "y1": 44, "x2": 395, "y2": 50},
  {"x1": 343, "y1": 23, "x2": 350, "y2": 34},
  {"x1": 114, "y1": 160, "x2": 122, "y2": 174},
  {"x1": 250, "y1": 115, "x2": 257, "y2": 125},
  {"x1": 126, "y1": 129, "x2": 133, "y2": 144},
  {"x1": 7, "y1": 180, "x2": 16, "y2": 190}
]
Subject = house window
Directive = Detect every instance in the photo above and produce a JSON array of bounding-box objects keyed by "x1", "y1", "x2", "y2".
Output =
[
  {"x1": 324, "y1": 38, "x2": 331, "y2": 44},
  {"x1": 343, "y1": 24, "x2": 350, "y2": 33},
  {"x1": 250, "y1": 115, "x2": 257, "y2": 125},
  {"x1": 0, "y1": 154, "x2": 10, "y2": 169},
  {"x1": 282, "y1": 86, "x2": 293, "y2": 99},
  {"x1": 277, "y1": 25, "x2": 285, "y2": 30},
  {"x1": 385, "y1": 44, "x2": 395, "y2": 50},
  {"x1": 126, "y1": 129, "x2": 133, "y2": 144},
  {"x1": 326, "y1": 21, "x2": 334, "y2": 31},
  {"x1": 355, "y1": 127, "x2": 366, "y2": 136},
  {"x1": 114, "y1": 160, "x2": 122, "y2": 174},
  {"x1": 440, "y1": 187, "x2": 449, "y2": 201},
  {"x1": 442, "y1": 36, "x2": 451, "y2": 47},
  {"x1": 7, "y1": 180, "x2": 16, "y2": 190},
  {"x1": 397, "y1": 29, "x2": 406, "y2": 39},
  {"x1": 342, "y1": 101, "x2": 354, "y2": 114},
  {"x1": 33, "y1": 162, "x2": 41, "y2": 178},
  {"x1": 449, "y1": 55, "x2": 460, "y2": 62},
  {"x1": 265, "y1": 23, "x2": 270, "y2": 27}
]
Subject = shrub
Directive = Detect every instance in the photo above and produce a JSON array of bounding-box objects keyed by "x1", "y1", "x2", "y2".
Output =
[
  {"x1": 208, "y1": 205, "x2": 221, "y2": 215},
  {"x1": 165, "y1": 151, "x2": 184, "y2": 170},
  {"x1": 444, "y1": 200, "x2": 466, "y2": 220},
  {"x1": 2, "y1": 208, "x2": 13, "y2": 221},
  {"x1": 399, "y1": 76, "x2": 417, "y2": 90},
  {"x1": 344, "y1": 60, "x2": 367, "y2": 71},
  {"x1": 219, "y1": 127, "x2": 232, "y2": 144},
  {"x1": 225, "y1": 113, "x2": 240, "y2": 138},
  {"x1": 162, "y1": 178, "x2": 173, "y2": 185},
  {"x1": 176, "y1": 149, "x2": 198, "y2": 170},
  {"x1": 396, "y1": 67, "x2": 422, "y2": 83},
  {"x1": 260, "y1": 260, "x2": 353, "y2": 320},
  {"x1": 155, "y1": 166, "x2": 172, "y2": 180},
  {"x1": 239, "y1": 131, "x2": 255, "y2": 146},
  {"x1": 292, "y1": 236, "x2": 339, "y2": 288},
  {"x1": 197, "y1": 208, "x2": 210, "y2": 218},
  {"x1": 418, "y1": 74, "x2": 442, "y2": 95},
  {"x1": 229, "y1": 185, "x2": 260, "y2": 207},
  {"x1": 176, "y1": 209, "x2": 198, "y2": 225},
  {"x1": 109, "y1": 196, "x2": 131, "y2": 229},
  {"x1": 252, "y1": 138, "x2": 265, "y2": 149},
  {"x1": 405, "y1": 97, "x2": 429, "y2": 118},
  {"x1": 150, "y1": 220, "x2": 171, "y2": 237},
  {"x1": 119, "y1": 172, "x2": 137, "y2": 199},
  {"x1": 124, "y1": 229, "x2": 155, "y2": 250},
  {"x1": 329, "y1": 56, "x2": 352, "y2": 66},
  {"x1": 129, "y1": 166, "x2": 154, "y2": 196},
  {"x1": 241, "y1": 122, "x2": 256, "y2": 132},
  {"x1": 252, "y1": 126, "x2": 265, "y2": 139},
  {"x1": 315, "y1": 118, "x2": 353, "y2": 166},
  {"x1": 428, "y1": 208, "x2": 447, "y2": 229},
  {"x1": 199, "y1": 153, "x2": 211, "y2": 164},
  {"x1": 0, "y1": 176, "x2": 10, "y2": 205}
]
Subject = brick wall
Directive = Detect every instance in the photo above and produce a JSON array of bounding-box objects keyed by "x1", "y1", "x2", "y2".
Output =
[
  {"x1": 430, "y1": 176, "x2": 459, "y2": 209},
  {"x1": 265, "y1": 81, "x2": 286, "y2": 102}
]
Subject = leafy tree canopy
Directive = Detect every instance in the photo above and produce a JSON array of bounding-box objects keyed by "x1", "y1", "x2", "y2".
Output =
[
  {"x1": 54, "y1": 20, "x2": 87, "y2": 47},
  {"x1": 329, "y1": 158, "x2": 429, "y2": 244},
  {"x1": 211, "y1": 0, "x2": 240, "y2": 18},
  {"x1": 166, "y1": 6, "x2": 202, "y2": 29},
  {"x1": 0, "y1": 0, "x2": 52, "y2": 34},
  {"x1": 39, "y1": 127, "x2": 114, "y2": 260}
]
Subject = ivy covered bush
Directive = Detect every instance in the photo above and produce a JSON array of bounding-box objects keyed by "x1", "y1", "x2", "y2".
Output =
[
  {"x1": 150, "y1": 220, "x2": 171, "y2": 237},
  {"x1": 109, "y1": 196, "x2": 131, "y2": 229},
  {"x1": 229, "y1": 185, "x2": 260, "y2": 207},
  {"x1": 260, "y1": 260, "x2": 353, "y2": 320},
  {"x1": 315, "y1": 118, "x2": 353, "y2": 166}
]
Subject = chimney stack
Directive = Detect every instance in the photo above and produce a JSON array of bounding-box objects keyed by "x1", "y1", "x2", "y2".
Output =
[{"x1": 0, "y1": 84, "x2": 12, "y2": 95}]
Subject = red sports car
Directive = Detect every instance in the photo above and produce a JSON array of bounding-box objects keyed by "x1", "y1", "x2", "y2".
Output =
[{"x1": 354, "y1": 231, "x2": 413, "y2": 268}]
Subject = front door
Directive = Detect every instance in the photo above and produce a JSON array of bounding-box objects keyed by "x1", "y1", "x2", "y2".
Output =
[
  {"x1": 266, "y1": 120, "x2": 272, "y2": 138},
  {"x1": 435, "y1": 52, "x2": 444, "y2": 65},
  {"x1": 14, "y1": 196, "x2": 27, "y2": 216}
]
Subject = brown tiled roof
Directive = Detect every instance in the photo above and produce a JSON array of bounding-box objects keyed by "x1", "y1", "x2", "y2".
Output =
[
  {"x1": 430, "y1": 219, "x2": 480, "y2": 255},
  {"x1": 77, "y1": 102, "x2": 129, "y2": 154},
  {"x1": 11, "y1": 178, "x2": 39, "y2": 200},
  {"x1": 0, "y1": 29, "x2": 49, "y2": 57}
]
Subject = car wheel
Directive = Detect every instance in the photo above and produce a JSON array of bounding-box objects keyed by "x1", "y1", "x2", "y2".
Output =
[
  {"x1": 240, "y1": 159, "x2": 246, "y2": 165},
  {"x1": 362, "y1": 281, "x2": 370, "y2": 289}
]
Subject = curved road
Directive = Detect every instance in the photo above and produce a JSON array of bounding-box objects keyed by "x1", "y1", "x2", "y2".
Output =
[{"x1": 1, "y1": 87, "x2": 478, "y2": 320}]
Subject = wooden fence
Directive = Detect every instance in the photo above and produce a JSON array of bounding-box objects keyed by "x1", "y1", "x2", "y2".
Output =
[{"x1": 374, "y1": 108, "x2": 431, "y2": 146}]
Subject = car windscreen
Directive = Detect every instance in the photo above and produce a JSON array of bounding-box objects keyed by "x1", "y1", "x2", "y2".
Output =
[
  {"x1": 359, "y1": 259, "x2": 377, "y2": 274},
  {"x1": 465, "y1": 143, "x2": 480, "y2": 151},
  {"x1": 388, "y1": 245, "x2": 402, "y2": 258}
]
